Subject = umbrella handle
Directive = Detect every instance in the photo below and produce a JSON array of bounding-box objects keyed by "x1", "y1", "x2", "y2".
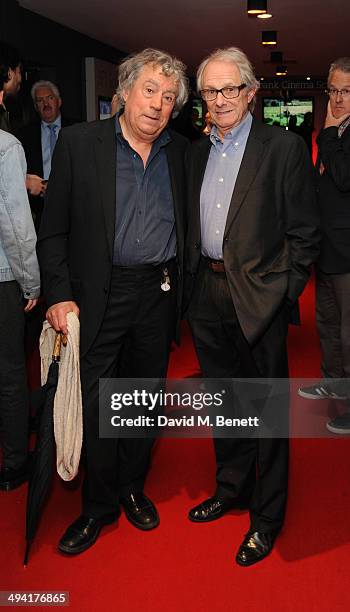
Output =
[{"x1": 52, "y1": 332, "x2": 67, "y2": 361}]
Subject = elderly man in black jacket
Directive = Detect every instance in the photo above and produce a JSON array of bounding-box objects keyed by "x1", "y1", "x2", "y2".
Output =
[
  {"x1": 37, "y1": 48, "x2": 189, "y2": 555},
  {"x1": 298, "y1": 58, "x2": 350, "y2": 434}
]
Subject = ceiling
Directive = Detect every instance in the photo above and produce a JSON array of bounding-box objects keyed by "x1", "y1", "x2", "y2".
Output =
[{"x1": 19, "y1": 0, "x2": 350, "y2": 78}]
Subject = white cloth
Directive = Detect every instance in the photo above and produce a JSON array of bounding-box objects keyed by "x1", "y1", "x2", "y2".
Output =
[{"x1": 40, "y1": 312, "x2": 83, "y2": 481}]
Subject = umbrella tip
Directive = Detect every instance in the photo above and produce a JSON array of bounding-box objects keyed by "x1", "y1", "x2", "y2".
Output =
[{"x1": 23, "y1": 543, "x2": 30, "y2": 566}]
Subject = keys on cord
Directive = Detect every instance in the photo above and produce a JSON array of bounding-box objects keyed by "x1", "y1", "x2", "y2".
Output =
[{"x1": 161, "y1": 267, "x2": 171, "y2": 292}]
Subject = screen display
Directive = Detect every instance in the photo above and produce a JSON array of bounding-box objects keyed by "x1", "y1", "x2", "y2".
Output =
[
  {"x1": 99, "y1": 96, "x2": 112, "y2": 120},
  {"x1": 262, "y1": 97, "x2": 314, "y2": 128}
]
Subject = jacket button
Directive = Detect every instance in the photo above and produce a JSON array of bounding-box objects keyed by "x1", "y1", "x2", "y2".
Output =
[{"x1": 194, "y1": 242, "x2": 200, "y2": 249}]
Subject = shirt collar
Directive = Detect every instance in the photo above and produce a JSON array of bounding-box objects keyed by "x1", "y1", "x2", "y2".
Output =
[
  {"x1": 42, "y1": 114, "x2": 61, "y2": 129},
  {"x1": 115, "y1": 112, "x2": 171, "y2": 148},
  {"x1": 210, "y1": 111, "x2": 252, "y2": 147}
]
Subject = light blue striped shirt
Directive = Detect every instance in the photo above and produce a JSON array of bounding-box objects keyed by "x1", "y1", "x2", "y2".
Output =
[
  {"x1": 200, "y1": 112, "x2": 252, "y2": 260},
  {"x1": 41, "y1": 115, "x2": 61, "y2": 180}
]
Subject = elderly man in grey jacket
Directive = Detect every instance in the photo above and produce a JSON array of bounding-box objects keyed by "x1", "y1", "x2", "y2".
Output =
[{"x1": 0, "y1": 106, "x2": 40, "y2": 488}]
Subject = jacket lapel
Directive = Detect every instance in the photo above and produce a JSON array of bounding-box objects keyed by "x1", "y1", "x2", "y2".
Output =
[
  {"x1": 191, "y1": 137, "x2": 211, "y2": 235},
  {"x1": 93, "y1": 117, "x2": 117, "y2": 260},
  {"x1": 224, "y1": 119, "x2": 268, "y2": 238}
]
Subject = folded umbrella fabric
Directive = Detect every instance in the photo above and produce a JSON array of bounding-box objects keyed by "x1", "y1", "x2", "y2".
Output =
[{"x1": 40, "y1": 312, "x2": 83, "y2": 481}]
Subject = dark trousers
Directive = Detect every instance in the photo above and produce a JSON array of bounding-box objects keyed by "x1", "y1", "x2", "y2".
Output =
[
  {"x1": 188, "y1": 261, "x2": 289, "y2": 534},
  {"x1": 0, "y1": 281, "x2": 29, "y2": 469},
  {"x1": 81, "y1": 262, "x2": 177, "y2": 518},
  {"x1": 316, "y1": 269, "x2": 350, "y2": 378}
]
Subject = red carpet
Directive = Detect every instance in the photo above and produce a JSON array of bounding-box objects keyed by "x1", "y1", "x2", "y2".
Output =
[{"x1": 1, "y1": 277, "x2": 350, "y2": 611}]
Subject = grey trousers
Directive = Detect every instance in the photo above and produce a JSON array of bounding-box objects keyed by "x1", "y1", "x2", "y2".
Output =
[{"x1": 316, "y1": 270, "x2": 350, "y2": 378}]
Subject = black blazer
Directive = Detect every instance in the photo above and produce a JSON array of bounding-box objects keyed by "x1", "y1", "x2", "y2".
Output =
[
  {"x1": 37, "y1": 117, "x2": 189, "y2": 356},
  {"x1": 186, "y1": 119, "x2": 320, "y2": 345},
  {"x1": 316, "y1": 124, "x2": 350, "y2": 273}
]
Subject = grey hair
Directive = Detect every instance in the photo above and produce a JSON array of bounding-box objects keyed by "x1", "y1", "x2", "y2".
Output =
[
  {"x1": 116, "y1": 48, "x2": 189, "y2": 118},
  {"x1": 197, "y1": 47, "x2": 260, "y2": 111},
  {"x1": 31, "y1": 80, "x2": 61, "y2": 103},
  {"x1": 328, "y1": 57, "x2": 350, "y2": 84}
]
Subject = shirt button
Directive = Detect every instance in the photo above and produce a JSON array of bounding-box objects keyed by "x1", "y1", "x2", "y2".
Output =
[
  {"x1": 215, "y1": 229, "x2": 220, "y2": 235},
  {"x1": 136, "y1": 239, "x2": 140, "y2": 244},
  {"x1": 217, "y1": 203, "x2": 221, "y2": 209},
  {"x1": 235, "y1": 142, "x2": 239, "y2": 146},
  {"x1": 222, "y1": 153, "x2": 227, "y2": 158},
  {"x1": 219, "y1": 177, "x2": 224, "y2": 183}
]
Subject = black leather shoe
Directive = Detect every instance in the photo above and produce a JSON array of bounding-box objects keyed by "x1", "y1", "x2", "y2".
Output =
[
  {"x1": 236, "y1": 531, "x2": 276, "y2": 567},
  {"x1": 120, "y1": 492, "x2": 159, "y2": 530},
  {"x1": 0, "y1": 463, "x2": 29, "y2": 491},
  {"x1": 188, "y1": 496, "x2": 247, "y2": 523},
  {"x1": 58, "y1": 514, "x2": 118, "y2": 555}
]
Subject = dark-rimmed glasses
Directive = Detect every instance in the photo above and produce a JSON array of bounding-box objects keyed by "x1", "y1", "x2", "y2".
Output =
[{"x1": 200, "y1": 84, "x2": 247, "y2": 101}]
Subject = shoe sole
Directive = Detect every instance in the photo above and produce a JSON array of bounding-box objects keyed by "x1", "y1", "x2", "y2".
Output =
[
  {"x1": 298, "y1": 389, "x2": 347, "y2": 400},
  {"x1": 326, "y1": 423, "x2": 350, "y2": 435}
]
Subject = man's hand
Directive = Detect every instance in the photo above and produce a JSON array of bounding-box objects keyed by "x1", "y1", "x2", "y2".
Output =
[
  {"x1": 24, "y1": 298, "x2": 38, "y2": 313},
  {"x1": 324, "y1": 101, "x2": 350, "y2": 129},
  {"x1": 46, "y1": 301, "x2": 80, "y2": 335},
  {"x1": 26, "y1": 174, "x2": 47, "y2": 196}
]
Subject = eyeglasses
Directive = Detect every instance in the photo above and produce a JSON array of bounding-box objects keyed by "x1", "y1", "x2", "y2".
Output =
[
  {"x1": 200, "y1": 84, "x2": 247, "y2": 101},
  {"x1": 326, "y1": 88, "x2": 350, "y2": 98}
]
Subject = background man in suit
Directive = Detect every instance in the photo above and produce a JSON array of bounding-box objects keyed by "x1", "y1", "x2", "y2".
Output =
[
  {"x1": 17, "y1": 80, "x2": 67, "y2": 230},
  {"x1": 37, "y1": 48, "x2": 189, "y2": 555},
  {"x1": 185, "y1": 47, "x2": 319, "y2": 566},
  {"x1": 298, "y1": 58, "x2": 350, "y2": 434}
]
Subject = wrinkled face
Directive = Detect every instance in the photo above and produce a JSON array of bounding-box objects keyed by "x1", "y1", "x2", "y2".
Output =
[
  {"x1": 201, "y1": 60, "x2": 256, "y2": 138},
  {"x1": 122, "y1": 63, "x2": 178, "y2": 142},
  {"x1": 35, "y1": 86, "x2": 62, "y2": 123},
  {"x1": 328, "y1": 69, "x2": 350, "y2": 119},
  {"x1": 4, "y1": 65, "x2": 22, "y2": 97}
]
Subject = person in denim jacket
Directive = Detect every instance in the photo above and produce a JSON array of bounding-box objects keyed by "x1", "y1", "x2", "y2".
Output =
[{"x1": 0, "y1": 72, "x2": 40, "y2": 489}]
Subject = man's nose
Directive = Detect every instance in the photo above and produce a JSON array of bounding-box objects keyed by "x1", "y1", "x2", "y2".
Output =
[
  {"x1": 150, "y1": 92, "x2": 163, "y2": 110},
  {"x1": 335, "y1": 90, "x2": 343, "y2": 102},
  {"x1": 215, "y1": 91, "x2": 227, "y2": 106}
]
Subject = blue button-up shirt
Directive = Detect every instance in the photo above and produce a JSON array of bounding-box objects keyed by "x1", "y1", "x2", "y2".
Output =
[
  {"x1": 41, "y1": 114, "x2": 61, "y2": 180},
  {"x1": 113, "y1": 114, "x2": 176, "y2": 266},
  {"x1": 200, "y1": 112, "x2": 252, "y2": 260}
]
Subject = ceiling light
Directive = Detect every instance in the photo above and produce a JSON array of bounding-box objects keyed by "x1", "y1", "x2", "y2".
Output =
[
  {"x1": 276, "y1": 65, "x2": 287, "y2": 76},
  {"x1": 261, "y1": 30, "x2": 277, "y2": 45},
  {"x1": 257, "y1": 12, "x2": 273, "y2": 19},
  {"x1": 247, "y1": 0, "x2": 267, "y2": 14}
]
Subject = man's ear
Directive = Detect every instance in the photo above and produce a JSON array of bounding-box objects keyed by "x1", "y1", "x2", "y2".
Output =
[{"x1": 248, "y1": 88, "x2": 257, "y2": 104}]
